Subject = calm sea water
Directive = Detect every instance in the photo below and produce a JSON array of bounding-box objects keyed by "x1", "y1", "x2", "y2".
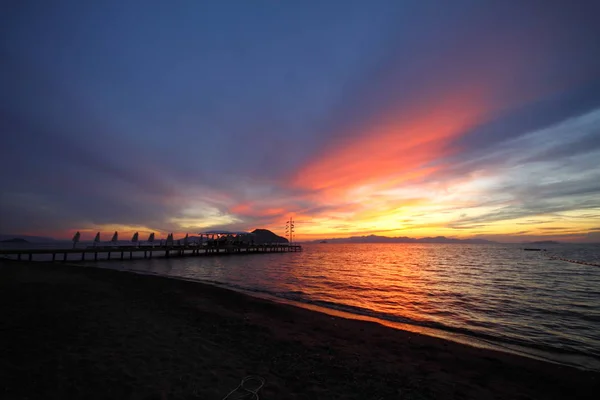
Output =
[{"x1": 4, "y1": 242, "x2": 600, "y2": 370}]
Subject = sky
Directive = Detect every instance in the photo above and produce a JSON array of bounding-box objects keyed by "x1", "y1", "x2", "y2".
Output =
[{"x1": 1, "y1": 0, "x2": 600, "y2": 242}]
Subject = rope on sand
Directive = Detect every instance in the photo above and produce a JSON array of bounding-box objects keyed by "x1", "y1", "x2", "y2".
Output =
[{"x1": 222, "y1": 375, "x2": 265, "y2": 400}]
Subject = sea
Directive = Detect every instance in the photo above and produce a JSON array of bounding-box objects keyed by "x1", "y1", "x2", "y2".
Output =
[{"x1": 2, "y1": 242, "x2": 600, "y2": 370}]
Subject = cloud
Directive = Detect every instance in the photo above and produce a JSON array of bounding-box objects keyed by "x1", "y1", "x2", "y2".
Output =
[{"x1": 1, "y1": 1, "x2": 600, "y2": 240}]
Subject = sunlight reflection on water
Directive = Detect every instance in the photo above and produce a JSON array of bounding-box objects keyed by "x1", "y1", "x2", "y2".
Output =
[{"x1": 88, "y1": 243, "x2": 600, "y2": 369}]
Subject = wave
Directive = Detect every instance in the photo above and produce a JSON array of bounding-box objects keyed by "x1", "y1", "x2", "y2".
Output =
[
  {"x1": 226, "y1": 286, "x2": 600, "y2": 366},
  {"x1": 83, "y1": 242, "x2": 600, "y2": 372},
  {"x1": 117, "y1": 264, "x2": 600, "y2": 368}
]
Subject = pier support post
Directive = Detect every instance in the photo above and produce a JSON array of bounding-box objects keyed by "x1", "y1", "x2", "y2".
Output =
[
  {"x1": 81, "y1": 252, "x2": 85, "y2": 261},
  {"x1": 63, "y1": 253, "x2": 67, "y2": 262},
  {"x1": 107, "y1": 252, "x2": 111, "y2": 260},
  {"x1": 95, "y1": 252, "x2": 98, "y2": 261},
  {"x1": 52, "y1": 253, "x2": 56, "y2": 262},
  {"x1": 130, "y1": 251, "x2": 133, "y2": 260},
  {"x1": 28, "y1": 253, "x2": 32, "y2": 261},
  {"x1": 17, "y1": 254, "x2": 21, "y2": 261},
  {"x1": 120, "y1": 251, "x2": 124, "y2": 260}
]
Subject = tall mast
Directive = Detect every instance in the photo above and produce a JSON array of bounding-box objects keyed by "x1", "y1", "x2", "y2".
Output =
[{"x1": 285, "y1": 216, "x2": 295, "y2": 245}]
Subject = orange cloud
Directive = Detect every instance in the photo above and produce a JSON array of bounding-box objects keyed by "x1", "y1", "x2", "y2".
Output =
[
  {"x1": 293, "y1": 89, "x2": 490, "y2": 199},
  {"x1": 231, "y1": 202, "x2": 289, "y2": 218}
]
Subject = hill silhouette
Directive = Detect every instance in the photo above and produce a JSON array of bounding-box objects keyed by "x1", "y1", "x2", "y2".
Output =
[
  {"x1": 0, "y1": 234, "x2": 57, "y2": 243},
  {"x1": 0, "y1": 238, "x2": 29, "y2": 243},
  {"x1": 307, "y1": 234, "x2": 494, "y2": 244},
  {"x1": 252, "y1": 229, "x2": 288, "y2": 244},
  {"x1": 527, "y1": 240, "x2": 561, "y2": 245}
]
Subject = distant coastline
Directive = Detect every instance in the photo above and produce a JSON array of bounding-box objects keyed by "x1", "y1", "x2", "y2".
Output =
[
  {"x1": 306, "y1": 234, "x2": 495, "y2": 244},
  {"x1": 526, "y1": 240, "x2": 561, "y2": 245},
  {"x1": 0, "y1": 234, "x2": 56, "y2": 243},
  {"x1": 0, "y1": 238, "x2": 29, "y2": 244},
  {"x1": 305, "y1": 235, "x2": 599, "y2": 245}
]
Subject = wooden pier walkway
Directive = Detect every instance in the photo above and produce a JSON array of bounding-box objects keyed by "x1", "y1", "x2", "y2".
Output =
[{"x1": 0, "y1": 244, "x2": 302, "y2": 263}]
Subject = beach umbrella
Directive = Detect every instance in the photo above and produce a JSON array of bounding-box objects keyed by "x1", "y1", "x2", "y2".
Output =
[
  {"x1": 111, "y1": 231, "x2": 118, "y2": 243},
  {"x1": 93, "y1": 232, "x2": 100, "y2": 247},
  {"x1": 131, "y1": 232, "x2": 139, "y2": 243},
  {"x1": 72, "y1": 231, "x2": 81, "y2": 248},
  {"x1": 147, "y1": 232, "x2": 155, "y2": 248},
  {"x1": 183, "y1": 233, "x2": 189, "y2": 246},
  {"x1": 166, "y1": 233, "x2": 174, "y2": 246}
]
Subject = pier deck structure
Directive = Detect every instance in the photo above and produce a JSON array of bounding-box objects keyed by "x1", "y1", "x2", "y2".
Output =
[
  {"x1": 0, "y1": 243, "x2": 302, "y2": 262},
  {"x1": 0, "y1": 230, "x2": 301, "y2": 262}
]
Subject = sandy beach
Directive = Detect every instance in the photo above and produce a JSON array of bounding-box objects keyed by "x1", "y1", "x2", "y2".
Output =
[{"x1": 0, "y1": 260, "x2": 598, "y2": 399}]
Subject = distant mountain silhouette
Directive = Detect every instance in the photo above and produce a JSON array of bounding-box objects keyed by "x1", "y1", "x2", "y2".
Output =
[
  {"x1": 182, "y1": 229, "x2": 287, "y2": 244},
  {"x1": 526, "y1": 240, "x2": 561, "y2": 245},
  {"x1": 0, "y1": 238, "x2": 29, "y2": 243},
  {"x1": 0, "y1": 234, "x2": 56, "y2": 243},
  {"x1": 252, "y1": 229, "x2": 288, "y2": 244},
  {"x1": 307, "y1": 234, "x2": 494, "y2": 244}
]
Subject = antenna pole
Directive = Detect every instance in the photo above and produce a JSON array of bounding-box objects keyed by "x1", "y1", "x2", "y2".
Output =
[{"x1": 285, "y1": 216, "x2": 296, "y2": 245}]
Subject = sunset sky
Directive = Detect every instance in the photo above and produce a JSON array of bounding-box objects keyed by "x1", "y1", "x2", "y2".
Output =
[{"x1": 1, "y1": 1, "x2": 600, "y2": 242}]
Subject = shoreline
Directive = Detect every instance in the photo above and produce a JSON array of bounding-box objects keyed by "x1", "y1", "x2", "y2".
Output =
[
  {"x1": 243, "y1": 289, "x2": 600, "y2": 372},
  {"x1": 102, "y1": 260, "x2": 600, "y2": 372},
  {"x1": 1, "y1": 259, "x2": 598, "y2": 399}
]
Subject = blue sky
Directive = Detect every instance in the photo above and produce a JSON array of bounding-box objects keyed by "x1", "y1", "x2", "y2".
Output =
[{"x1": 1, "y1": 0, "x2": 600, "y2": 241}]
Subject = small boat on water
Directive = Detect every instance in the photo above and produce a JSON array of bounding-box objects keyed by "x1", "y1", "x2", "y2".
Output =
[{"x1": 524, "y1": 248, "x2": 545, "y2": 251}]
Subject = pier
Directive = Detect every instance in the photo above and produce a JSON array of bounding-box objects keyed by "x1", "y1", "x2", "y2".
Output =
[{"x1": 0, "y1": 244, "x2": 302, "y2": 263}]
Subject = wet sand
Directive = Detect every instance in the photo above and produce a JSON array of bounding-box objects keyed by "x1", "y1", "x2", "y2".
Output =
[{"x1": 0, "y1": 260, "x2": 598, "y2": 399}]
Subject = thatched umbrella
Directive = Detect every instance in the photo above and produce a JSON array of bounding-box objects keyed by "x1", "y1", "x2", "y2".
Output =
[
  {"x1": 72, "y1": 231, "x2": 81, "y2": 249},
  {"x1": 147, "y1": 232, "x2": 155, "y2": 248}
]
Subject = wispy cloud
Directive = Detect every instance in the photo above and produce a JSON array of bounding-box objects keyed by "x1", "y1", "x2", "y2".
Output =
[{"x1": 1, "y1": 1, "x2": 600, "y2": 241}]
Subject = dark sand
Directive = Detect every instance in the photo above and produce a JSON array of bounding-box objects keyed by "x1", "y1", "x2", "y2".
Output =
[{"x1": 0, "y1": 260, "x2": 598, "y2": 399}]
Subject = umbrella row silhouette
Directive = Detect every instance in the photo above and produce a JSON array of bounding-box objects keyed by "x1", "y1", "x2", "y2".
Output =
[{"x1": 71, "y1": 231, "x2": 189, "y2": 245}]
